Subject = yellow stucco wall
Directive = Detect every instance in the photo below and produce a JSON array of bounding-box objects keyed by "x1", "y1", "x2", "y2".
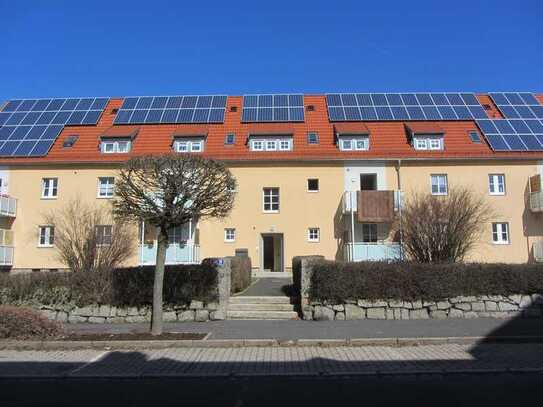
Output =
[
  {"x1": 4, "y1": 159, "x2": 542, "y2": 270},
  {"x1": 385, "y1": 160, "x2": 543, "y2": 263}
]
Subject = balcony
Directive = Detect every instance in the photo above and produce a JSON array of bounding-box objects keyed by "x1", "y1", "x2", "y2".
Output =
[
  {"x1": 0, "y1": 228, "x2": 14, "y2": 266},
  {"x1": 530, "y1": 191, "x2": 543, "y2": 212},
  {"x1": 0, "y1": 195, "x2": 17, "y2": 217},
  {"x1": 343, "y1": 190, "x2": 402, "y2": 217},
  {"x1": 343, "y1": 242, "x2": 402, "y2": 262},
  {"x1": 140, "y1": 242, "x2": 200, "y2": 265}
]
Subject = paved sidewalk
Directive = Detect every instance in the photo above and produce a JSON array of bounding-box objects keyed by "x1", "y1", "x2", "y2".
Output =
[
  {"x1": 236, "y1": 277, "x2": 292, "y2": 297},
  {"x1": 1, "y1": 343, "x2": 543, "y2": 378},
  {"x1": 67, "y1": 317, "x2": 543, "y2": 341}
]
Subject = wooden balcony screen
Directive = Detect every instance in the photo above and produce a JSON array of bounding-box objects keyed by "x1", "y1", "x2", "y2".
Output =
[{"x1": 357, "y1": 190, "x2": 395, "y2": 222}]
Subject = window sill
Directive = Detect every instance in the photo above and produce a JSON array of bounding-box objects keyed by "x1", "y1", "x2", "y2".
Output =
[
  {"x1": 307, "y1": 190, "x2": 319, "y2": 193},
  {"x1": 97, "y1": 196, "x2": 113, "y2": 199},
  {"x1": 431, "y1": 193, "x2": 448, "y2": 196},
  {"x1": 224, "y1": 240, "x2": 236, "y2": 243},
  {"x1": 41, "y1": 197, "x2": 58, "y2": 200},
  {"x1": 37, "y1": 245, "x2": 54, "y2": 248},
  {"x1": 308, "y1": 240, "x2": 320, "y2": 243},
  {"x1": 263, "y1": 210, "x2": 280, "y2": 214},
  {"x1": 492, "y1": 241, "x2": 510, "y2": 245},
  {"x1": 489, "y1": 193, "x2": 506, "y2": 196}
]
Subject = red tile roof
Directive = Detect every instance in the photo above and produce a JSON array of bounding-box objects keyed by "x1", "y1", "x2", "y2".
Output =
[
  {"x1": 405, "y1": 122, "x2": 444, "y2": 135},
  {"x1": 2, "y1": 94, "x2": 543, "y2": 165}
]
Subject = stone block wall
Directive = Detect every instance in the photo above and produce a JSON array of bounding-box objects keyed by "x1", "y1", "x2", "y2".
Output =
[{"x1": 307, "y1": 294, "x2": 543, "y2": 321}]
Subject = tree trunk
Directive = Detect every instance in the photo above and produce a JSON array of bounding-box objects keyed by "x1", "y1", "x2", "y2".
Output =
[{"x1": 150, "y1": 227, "x2": 168, "y2": 335}]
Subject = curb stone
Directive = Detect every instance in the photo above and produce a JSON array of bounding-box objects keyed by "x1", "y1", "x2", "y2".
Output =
[{"x1": 2, "y1": 335, "x2": 543, "y2": 350}]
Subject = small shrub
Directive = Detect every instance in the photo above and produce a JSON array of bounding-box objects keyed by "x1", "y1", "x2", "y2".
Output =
[
  {"x1": 0, "y1": 306, "x2": 63, "y2": 340},
  {"x1": 308, "y1": 261, "x2": 543, "y2": 303},
  {"x1": 230, "y1": 256, "x2": 252, "y2": 294}
]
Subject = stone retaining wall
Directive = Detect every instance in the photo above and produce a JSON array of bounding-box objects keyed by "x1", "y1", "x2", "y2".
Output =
[
  {"x1": 36, "y1": 257, "x2": 233, "y2": 324},
  {"x1": 299, "y1": 257, "x2": 543, "y2": 321},
  {"x1": 307, "y1": 294, "x2": 543, "y2": 321}
]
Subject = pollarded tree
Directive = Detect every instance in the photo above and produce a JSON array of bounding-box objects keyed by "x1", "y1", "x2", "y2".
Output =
[
  {"x1": 113, "y1": 154, "x2": 236, "y2": 335},
  {"x1": 401, "y1": 187, "x2": 492, "y2": 263}
]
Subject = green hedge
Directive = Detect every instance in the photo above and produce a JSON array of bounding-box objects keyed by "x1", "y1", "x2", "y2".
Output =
[
  {"x1": 0, "y1": 263, "x2": 218, "y2": 308},
  {"x1": 230, "y1": 256, "x2": 252, "y2": 294},
  {"x1": 308, "y1": 261, "x2": 543, "y2": 303}
]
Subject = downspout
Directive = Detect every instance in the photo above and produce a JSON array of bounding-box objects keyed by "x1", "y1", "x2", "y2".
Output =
[
  {"x1": 350, "y1": 191, "x2": 355, "y2": 262},
  {"x1": 140, "y1": 219, "x2": 145, "y2": 265},
  {"x1": 395, "y1": 160, "x2": 404, "y2": 260}
]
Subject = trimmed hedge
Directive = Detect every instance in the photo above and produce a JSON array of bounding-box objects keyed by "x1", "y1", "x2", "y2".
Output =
[
  {"x1": 230, "y1": 256, "x2": 252, "y2": 294},
  {"x1": 0, "y1": 263, "x2": 218, "y2": 308},
  {"x1": 308, "y1": 261, "x2": 543, "y2": 303}
]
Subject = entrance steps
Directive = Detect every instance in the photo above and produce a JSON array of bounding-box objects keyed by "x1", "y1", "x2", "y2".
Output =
[{"x1": 227, "y1": 296, "x2": 298, "y2": 320}]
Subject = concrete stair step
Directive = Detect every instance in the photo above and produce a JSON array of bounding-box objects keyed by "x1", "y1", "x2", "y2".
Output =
[
  {"x1": 228, "y1": 303, "x2": 295, "y2": 312},
  {"x1": 229, "y1": 296, "x2": 292, "y2": 305},
  {"x1": 227, "y1": 310, "x2": 299, "y2": 320}
]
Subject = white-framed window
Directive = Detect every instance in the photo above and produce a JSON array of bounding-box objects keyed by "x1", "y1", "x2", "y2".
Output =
[
  {"x1": 263, "y1": 187, "x2": 280, "y2": 213},
  {"x1": 224, "y1": 228, "x2": 236, "y2": 242},
  {"x1": 97, "y1": 177, "x2": 115, "y2": 198},
  {"x1": 41, "y1": 178, "x2": 58, "y2": 199},
  {"x1": 96, "y1": 225, "x2": 113, "y2": 246},
  {"x1": 38, "y1": 226, "x2": 54, "y2": 247},
  {"x1": 250, "y1": 137, "x2": 292, "y2": 151},
  {"x1": 413, "y1": 135, "x2": 444, "y2": 151},
  {"x1": 307, "y1": 132, "x2": 319, "y2": 144},
  {"x1": 338, "y1": 136, "x2": 369, "y2": 151},
  {"x1": 100, "y1": 138, "x2": 131, "y2": 154},
  {"x1": 308, "y1": 227, "x2": 320, "y2": 242},
  {"x1": 492, "y1": 222, "x2": 509, "y2": 244},
  {"x1": 362, "y1": 223, "x2": 378, "y2": 243},
  {"x1": 307, "y1": 178, "x2": 319, "y2": 192},
  {"x1": 431, "y1": 174, "x2": 448, "y2": 195},
  {"x1": 489, "y1": 174, "x2": 505, "y2": 195},
  {"x1": 173, "y1": 138, "x2": 204, "y2": 153},
  {"x1": 251, "y1": 140, "x2": 264, "y2": 151}
]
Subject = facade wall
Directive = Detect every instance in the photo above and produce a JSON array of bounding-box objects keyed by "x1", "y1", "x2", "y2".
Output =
[{"x1": 3, "y1": 159, "x2": 542, "y2": 271}]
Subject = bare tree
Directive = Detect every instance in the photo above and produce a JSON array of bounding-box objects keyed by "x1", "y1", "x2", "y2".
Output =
[
  {"x1": 401, "y1": 187, "x2": 492, "y2": 263},
  {"x1": 43, "y1": 198, "x2": 135, "y2": 273},
  {"x1": 112, "y1": 154, "x2": 236, "y2": 335}
]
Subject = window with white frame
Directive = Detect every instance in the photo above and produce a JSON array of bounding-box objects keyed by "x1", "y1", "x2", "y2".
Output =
[
  {"x1": 38, "y1": 226, "x2": 54, "y2": 247},
  {"x1": 224, "y1": 228, "x2": 236, "y2": 242},
  {"x1": 100, "y1": 138, "x2": 131, "y2": 154},
  {"x1": 413, "y1": 135, "x2": 444, "y2": 151},
  {"x1": 96, "y1": 225, "x2": 113, "y2": 246},
  {"x1": 263, "y1": 187, "x2": 280, "y2": 212},
  {"x1": 338, "y1": 136, "x2": 369, "y2": 151},
  {"x1": 97, "y1": 177, "x2": 115, "y2": 198},
  {"x1": 489, "y1": 174, "x2": 505, "y2": 195},
  {"x1": 362, "y1": 223, "x2": 378, "y2": 243},
  {"x1": 431, "y1": 174, "x2": 448, "y2": 195},
  {"x1": 492, "y1": 222, "x2": 509, "y2": 244},
  {"x1": 173, "y1": 137, "x2": 204, "y2": 153},
  {"x1": 41, "y1": 178, "x2": 58, "y2": 198},
  {"x1": 308, "y1": 228, "x2": 320, "y2": 242},
  {"x1": 250, "y1": 137, "x2": 292, "y2": 151}
]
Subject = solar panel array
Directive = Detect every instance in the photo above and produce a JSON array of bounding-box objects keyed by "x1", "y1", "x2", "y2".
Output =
[
  {"x1": 113, "y1": 95, "x2": 227, "y2": 125},
  {"x1": 241, "y1": 94, "x2": 304, "y2": 122},
  {"x1": 0, "y1": 97, "x2": 109, "y2": 157},
  {"x1": 476, "y1": 119, "x2": 543, "y2": 151},
  {"x1": 489, "y1": 92, "x2": 543, "y2": 119},
  {"x1": 326, "y1": 93, "x2": 488, "y2": 121}
]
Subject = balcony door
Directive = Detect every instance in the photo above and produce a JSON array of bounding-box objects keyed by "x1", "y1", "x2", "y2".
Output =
[{"x1": 360, "y1": 173, "x2": 377, "y2": 191}]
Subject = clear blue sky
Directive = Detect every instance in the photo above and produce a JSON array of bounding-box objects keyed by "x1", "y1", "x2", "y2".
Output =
[{"x1": 1, "y1": 0, "x2": 542, "y2": 100}]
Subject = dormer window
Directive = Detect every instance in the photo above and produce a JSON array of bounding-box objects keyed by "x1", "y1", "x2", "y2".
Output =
[
  {"x1": 413, "y1": 134, "x2": 444, "y2": 151},
  {"x1": 338, "y1": 135, "x2": 369, "y2": 151},
  {"x1": 173, "y1": 137, "x2": 204, "y2": 153},
  {"x1": 100, "y1": 138, "x2": 131, "y2": 154},
  {"x1": 249, "y1": 136, "x2": 293, "y2": 151}
]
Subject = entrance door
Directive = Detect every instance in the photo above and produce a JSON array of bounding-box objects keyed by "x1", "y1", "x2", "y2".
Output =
[
  {"x1": 261, "y1": 234, "x2": 283, "y2": 272},
  {"x1": 360, "y1": 173, "x2": 377, "y2": 190}
]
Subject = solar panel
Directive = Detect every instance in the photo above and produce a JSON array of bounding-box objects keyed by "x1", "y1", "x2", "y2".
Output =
[
  {"x1": 326, "y1": 93, "x2": 485, "y2": 121},
  {"x1": 113, "y1": 95, "x2": 227, "y2": 125},
  {"x1": 489, "y1": 92, "x2": 543, "y2": 119},
  {"x1": 476, "y1": 119, "x2": 543, "y2": 151},
  {"x1": 241, "y1": 94, "x2": 304, "y2": 122},
  {"x1": 0, "y1": 97, "x2": 109, "y2": 157}
]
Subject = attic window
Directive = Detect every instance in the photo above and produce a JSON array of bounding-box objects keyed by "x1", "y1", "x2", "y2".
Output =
[
  {"x1": 62, "y1": 135, "x2": 79, "y2": 148},
  {"x1": 306, "y1": 105, "x2": 315, "y2": 111},
  {"x1": 469, "y1": 130, "x2": 482, "y2": 143},
  {"x1": 483, "y1": 104, "x2": 492, "y2": 111},
  {"x1": 225, "y1": 133, "x2": 235, "y2": 145},
  {"x1": 111, "y1": 108, "x2": 119, "y2": 114},
  {"x1": 230, "y1": 106, "x2": 238, "y2": 112}
]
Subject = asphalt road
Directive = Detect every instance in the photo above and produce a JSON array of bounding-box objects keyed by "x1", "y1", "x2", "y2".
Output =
[{"x1": 1, "y1": 374, "x2": 542, "y2": 407}]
